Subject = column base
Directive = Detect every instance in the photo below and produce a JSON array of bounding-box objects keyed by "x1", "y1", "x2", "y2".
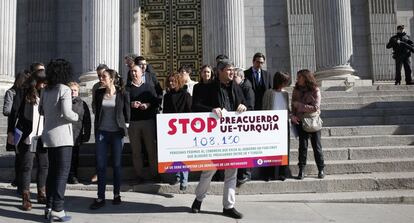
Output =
[
  {"x1": 314, "y1": 66, "x2": 370, "y2": 88},
  {"x1": 79, "y1": 71, "x2": 98, "y2": 96},
  {"x1": 0, "y1": 76, "x2": 14, "y2": 91}
]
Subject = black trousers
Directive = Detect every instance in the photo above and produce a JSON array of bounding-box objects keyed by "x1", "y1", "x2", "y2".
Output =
[
  {"x1": 297, "y1": 123, "x2": 325, "y2": 171},
  {"x1": 237, "y1": 168, "x2": 251, "y2": 180},
  {"x1": 69, "y1": 146, "x2": 80, "y2": 178},
  {"x1": 14, "y1": 151, "x2": 22, "y2": 190},
  {"x1": 19, "y1": 143, "x2": 48, "y2": 191},
  {"x1": 46, "y1": 146, "x2": 72, "y2": 212},
  {"x1": 395, "y1": 57, "x2": 412, "y2": 84}
]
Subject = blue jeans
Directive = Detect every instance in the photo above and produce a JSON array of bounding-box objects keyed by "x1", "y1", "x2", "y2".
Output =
[
  {"x1": 95, "y1": 130, "x2": 124, "y2": 199},
  {"x1": 46, "y1": 146, "x2": 72, "y2": 211},
  {"x1": 176, "y1": 171, "x2": 189, "y2": 186}
]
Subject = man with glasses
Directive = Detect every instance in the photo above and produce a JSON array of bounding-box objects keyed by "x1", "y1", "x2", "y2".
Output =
[{"x1": 134, "y1": 56, "x2": 163, "y2": 110}]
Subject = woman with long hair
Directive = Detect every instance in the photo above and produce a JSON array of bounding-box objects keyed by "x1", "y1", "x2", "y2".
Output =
[
  {"x1": 13, "y1": 70, "x2": 48, "y2": 211},
  {"x1": 4, "y1": 70, "x2": 31, "y2": 192},
  {"x1": 40, "y1": 59, "x2": 79, "y2": 221},
  {"x1": 163, "y1": 72, "x2": 192, "y2": 190},
  {"x1": 291, "y1": 69, "x2": 325, "y2": 180},
  {"x1": 90, "y1": 69, "x2": 130, "y2": 210}
]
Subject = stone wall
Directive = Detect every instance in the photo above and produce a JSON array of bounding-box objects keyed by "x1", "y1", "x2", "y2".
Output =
[
  {"x1": 55, "y1": 0, "x2": 82, "y2": 79},
  {"x1": 350, "y1": 0, "x2": 371, "y2": 79},
  {"x1": 244, "y1": 0, "x2": 290, "y2": 76}
]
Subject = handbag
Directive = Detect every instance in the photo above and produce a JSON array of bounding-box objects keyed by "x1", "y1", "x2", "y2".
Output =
[
  {"x1": 29, "y1": 115, "x2": 42, "y2": 153},
  {"x1": 301, "y1": 112, "x2": 323, "y2": 133}
]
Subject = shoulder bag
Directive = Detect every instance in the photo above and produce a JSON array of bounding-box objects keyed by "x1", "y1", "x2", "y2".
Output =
[{"x1": 301, "y1": 112, "x2": 323, "y2": 133}]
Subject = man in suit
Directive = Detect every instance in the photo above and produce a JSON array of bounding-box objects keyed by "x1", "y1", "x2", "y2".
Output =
[{"x1": 238, "y1": 52, "x2": 273, "y2": 186}]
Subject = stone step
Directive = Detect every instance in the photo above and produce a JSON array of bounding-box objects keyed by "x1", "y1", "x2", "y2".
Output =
[
  {"x1": 322, "y1": 115, "x2": 414, "y2": 126},
  {"x1": 152, "y1": 172, "x2": 414, "y2": 195},
  {"x1": 1, "y1": 145, "x2": 413, "y2": 169},
  {"x1": 323, "y1": 95, "x2": 414, "y2": 104},
  {"x1": 291, "y1": 134, "x2": 414, "y2": 148},
  {"x1": 1, "y1": 157, "x2": 413, "y2": 182},
  {"x1": 290, "y1": 158, "x2": 414, "y2": 175},
  {"x1": 321, "y1": 101, "x2": 414, "y2": 110},
  {"x1": 289, "y1": 146, "x2": 414, "y2": 161},
  {"x1": 323, "y1": 90, "x2": 414, "y2": 98},
  {"x1": 321, "y1": 107, "x2": 414, "y2": 118},
  {"x1": 321, "y1": 125, "x2": 414, "y2": 136},
  {"x1": 4, "y1": 172, "x2": 413, "y2": 196}
]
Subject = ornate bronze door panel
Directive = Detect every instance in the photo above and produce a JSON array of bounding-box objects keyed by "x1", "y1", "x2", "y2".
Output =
[{"x1": 141, "y1": 0, "x2": 202, "y2": 87}]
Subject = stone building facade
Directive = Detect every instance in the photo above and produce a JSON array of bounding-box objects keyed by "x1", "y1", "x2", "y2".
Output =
[{"x1": 0, "y1": 0, "x2": 413, "y2": 89}]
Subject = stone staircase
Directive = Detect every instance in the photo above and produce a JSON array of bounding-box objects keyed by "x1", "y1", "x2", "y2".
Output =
[{"x1": 0, "y1": 85, "x2": 414, "y2": 198}]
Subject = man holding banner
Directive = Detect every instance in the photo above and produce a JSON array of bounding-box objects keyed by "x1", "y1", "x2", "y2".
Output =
[
  {"x1": 190, "y1": 59, "x2": 248, "y2": 219},
  {"x1": 157, "y1": 59, "x2": 289, "y2": 219}
]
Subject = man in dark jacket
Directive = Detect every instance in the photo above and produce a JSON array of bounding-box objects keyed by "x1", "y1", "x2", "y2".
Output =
[
  {"x1": 191, "y1": 59, "x2": 248, "y2": 219},
  {"x1": 135, "y1": 56, "x2": 164, "y2": 109},
  {"x1": 386, "y1": 25, "x2": 414, "y2": 85}
]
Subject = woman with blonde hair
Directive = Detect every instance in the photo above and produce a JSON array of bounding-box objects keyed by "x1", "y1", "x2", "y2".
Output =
[{"x1": 163, "y1": 72, "x2": 192, "y2": 190}]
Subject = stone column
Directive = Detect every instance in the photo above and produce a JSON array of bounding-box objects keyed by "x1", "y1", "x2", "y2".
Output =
[
  {"x1": 312, "y1": 0, "x2": 358, "y2": 85},
  {"x1": 120, "y1": 0, "x2": 141, "y2": 79},
  {"x1": 201, "y1": 0, "x2": 246, "y2": 69},
  {"x1": 368, "y1": 0, "x2": 396, "y2": 82},
  {"x1": 287, "y1": 0, "x2": 316, "y2": 83},
  {"x1": 80, "y1": 0, "x2": 120, "y2": 86},
  {"x1": 0, "y1": 0, "x2": 17, "y2": 88}
]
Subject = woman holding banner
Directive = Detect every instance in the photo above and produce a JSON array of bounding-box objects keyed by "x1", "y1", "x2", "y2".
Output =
[{"x1": 163, "y1": 72, "x2": 192, "y2": 190}]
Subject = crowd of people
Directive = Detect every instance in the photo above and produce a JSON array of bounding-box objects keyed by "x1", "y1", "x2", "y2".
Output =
[{"x1": 3, "y1": 52, "x2": 325, "y2": 221}]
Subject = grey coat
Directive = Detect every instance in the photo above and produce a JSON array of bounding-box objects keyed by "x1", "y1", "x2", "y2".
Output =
[
  {"x1": 39, "y1": 84, "x2": 79, "y2": 147},
  {"x1": 3, "y1": 87, "x2": 16, "y2": 116}
]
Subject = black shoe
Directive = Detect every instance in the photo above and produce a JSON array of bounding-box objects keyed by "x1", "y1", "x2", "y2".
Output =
[
  {"x1": 223, "y1": 207, "x2": 243, "y2": 219},
  {"x1": 11, "y1": 180, "x2": 17, "y2": 187},
  {"x1": 89, "y1": 199, "x2": 105, "y2": 210},
  {"x1": 395, "y1": 81, "x2": 401, "y2": 85},
  {"x1": 191, "y1": 199, "x2": 202, "y2": 213},
  {"x1": 297, "y1": 168, "x2": 305, "y2": 180},
  {"x1": 278, "y1": 175, "x2": 286, "y2": 181},
  {"x1": 170, "y1": 179, "x2": 179, "y2": 186},
  {"x1": 318, "y1": 170, "x2": 325, "y2": 179},
  {"x1": 44, "y1": 208, "x2": 51, "y2": 219},
  {"x1": 236, "y1": 177, "x2": 250, "y2": 187},
  {"x1": 67, "y1": 176, "x2": 79, "y2": 184},
  {"x1": 179, "y1": 184, "x2": 187, "y2": 191},
  {"x1": 112, "y1": 195, "x2": 121, "y2": 205}
]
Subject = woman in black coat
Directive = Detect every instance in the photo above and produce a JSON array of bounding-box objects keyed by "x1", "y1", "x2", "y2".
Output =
[{"x1": 163, "y1": 72, "x2": 192, "y2": 190}]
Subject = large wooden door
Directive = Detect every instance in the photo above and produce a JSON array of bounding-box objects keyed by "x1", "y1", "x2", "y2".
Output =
[{"x1": 141, "y1": 0, "x2": 202, "y2": 87}]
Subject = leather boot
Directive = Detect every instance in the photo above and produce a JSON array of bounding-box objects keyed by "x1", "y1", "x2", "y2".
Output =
[
  {"x1": 37, "y1": 187, "x2": 47, "y2": 204},
  {"x1": 22, "y1": 190, "x2": 32, "y2": 211},
  {"x1": 297, "y1": 167, "x2": 305, "y2": 180}
]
